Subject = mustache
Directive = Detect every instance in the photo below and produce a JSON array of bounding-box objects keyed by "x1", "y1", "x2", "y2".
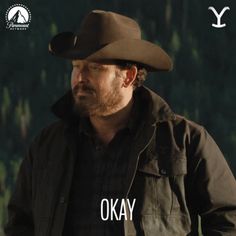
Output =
[{"x1": 72, "y1": 84, "x2": 95, "y2": 94}]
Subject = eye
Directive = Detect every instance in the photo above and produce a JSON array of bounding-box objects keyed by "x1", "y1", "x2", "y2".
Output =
[
  {"x1": 73, "y1": 64, "x2": 81, "y2": 69},
  {"x1": 72, "y1": 64, "x2": 83, "y2": 74},
  {"x1": 72, "y1": 60, "x2": 83, "y2": 69},
  {"x1": 88, "y1": 63, "x2": 102, "y2": 71}
]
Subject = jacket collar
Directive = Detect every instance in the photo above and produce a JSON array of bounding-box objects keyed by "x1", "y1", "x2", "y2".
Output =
[
  {"x1": 51, "y1": 86, "x2": 175, "y2": 124},
  {"x1": 135, "y1": 86, "x2": 175, "y2": 124},
  {"x1": 51, "y1": 89, "x2": 76, "y2": 122}
]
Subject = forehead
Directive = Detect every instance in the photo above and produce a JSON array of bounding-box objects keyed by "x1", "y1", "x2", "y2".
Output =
[
  {"x1": 72, "y1": 59, "x2": 88, "y2": 65},
  {"x1": 71, "y1": 59, "x2": 116, "y2": 67}
]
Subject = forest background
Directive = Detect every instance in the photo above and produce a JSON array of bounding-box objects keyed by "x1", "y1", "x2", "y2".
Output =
[{"x1": 0, "y1": 0, "x2": 235, "y2": 234}]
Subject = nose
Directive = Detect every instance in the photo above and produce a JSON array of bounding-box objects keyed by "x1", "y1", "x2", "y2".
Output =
[
  {"x1": 71, "y1": 65, "x2": 88, "y2": 88},
  {"x1": 71, "y1": 67, "x2": 80, "y2": 88}
]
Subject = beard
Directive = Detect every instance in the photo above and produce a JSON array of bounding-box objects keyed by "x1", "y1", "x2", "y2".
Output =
[{"x1": 72, "y1": 78, "x2": 123, "y2": 117}]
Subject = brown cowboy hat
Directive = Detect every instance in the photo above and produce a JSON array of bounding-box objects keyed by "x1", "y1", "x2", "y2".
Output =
[{"x1": 49, "y1": 10, "x2": 173, "y2": 71}]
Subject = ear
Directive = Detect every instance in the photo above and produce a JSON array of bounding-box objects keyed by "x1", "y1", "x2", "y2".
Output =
[{"x1": 122, "y1": 66, "x2": 138, "y2": 88}]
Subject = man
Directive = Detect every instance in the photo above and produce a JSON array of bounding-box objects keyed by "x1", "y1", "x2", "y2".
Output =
[{"x1": 4, "y1": 9, "x2": 236, "y2": 236}]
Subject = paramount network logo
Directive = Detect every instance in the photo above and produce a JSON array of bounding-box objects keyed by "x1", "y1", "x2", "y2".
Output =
[{"x1": 5, "y1": 4, "x2": 31, "y2": 30}]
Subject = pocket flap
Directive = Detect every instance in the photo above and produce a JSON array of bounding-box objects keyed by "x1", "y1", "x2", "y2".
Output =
[
  {"x1": 138, "y1": 159, "x2": 161, "y2": 177},
  {"x1": 160, "y1": 151, "x2": 187, "y2": 176},
  {"x1": 138, "y1": 151, "x2": 187, "y2": 177}
]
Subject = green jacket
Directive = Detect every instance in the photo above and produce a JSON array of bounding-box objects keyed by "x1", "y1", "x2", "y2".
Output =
[{"x1": 5, "y1": 86, "x2": 236, "y2": 236}]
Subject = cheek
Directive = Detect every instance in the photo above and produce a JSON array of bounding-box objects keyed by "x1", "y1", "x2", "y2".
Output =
[{"x1": 71, "y1": 70, "x2": 78, "y2": 89}]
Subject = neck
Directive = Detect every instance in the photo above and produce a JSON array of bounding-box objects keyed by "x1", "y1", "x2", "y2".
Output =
[{"x1": 89, "y1": 97, "x2": 134, "y2": 145}]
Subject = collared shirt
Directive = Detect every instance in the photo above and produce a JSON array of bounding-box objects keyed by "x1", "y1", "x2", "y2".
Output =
[{"x1": 62, "y1": 95, "x2": 142, "y2": 236}]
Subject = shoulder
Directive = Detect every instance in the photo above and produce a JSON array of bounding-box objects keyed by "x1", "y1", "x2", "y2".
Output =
[
  {"x1": 160, "y1": 114, "x2": 207, "y2": 146},
  {"x1": 165, "y1": 114, "x2": 227, "y2": 173},
  {"x1": 159, "y1": 114, "x2": 220, "y2": 162},
  {"x1": 172, "y1": 114, "x2": 215, "y2": 150}
]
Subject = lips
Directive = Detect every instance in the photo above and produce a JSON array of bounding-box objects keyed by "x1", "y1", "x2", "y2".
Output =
[
  {"x1": 77, "y1": 90, "x2": 91, "y2": 95},
  {"x1": 72, "y1": 85, "x2": 95, "y2": 96}
]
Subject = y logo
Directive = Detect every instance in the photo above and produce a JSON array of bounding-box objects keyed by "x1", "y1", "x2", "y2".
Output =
[{"x1": 208, "y1": 6, "x2": 230, "y2": 28}]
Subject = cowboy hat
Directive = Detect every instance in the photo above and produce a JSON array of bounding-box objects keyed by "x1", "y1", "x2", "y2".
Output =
[{"x1": 49, "y1": 10, "x2": 173, "y2": 71}]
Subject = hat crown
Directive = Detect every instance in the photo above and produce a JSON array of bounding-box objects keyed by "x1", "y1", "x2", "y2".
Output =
[
  {"x1": 77, "y1": 10, "x2": 141, "y2": 47},
  {"x1": 49, "y1": 10, "x2": 173, "y2": 71}
]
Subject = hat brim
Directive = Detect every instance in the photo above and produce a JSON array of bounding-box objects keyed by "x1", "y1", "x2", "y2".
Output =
[{"x1": 49, "y1": 32, "x2": 173, "y2": 71}]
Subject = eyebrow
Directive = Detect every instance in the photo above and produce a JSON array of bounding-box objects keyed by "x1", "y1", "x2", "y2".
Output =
[{"x1": 72, "y1": 61, "x2": 82, "y2": 66}]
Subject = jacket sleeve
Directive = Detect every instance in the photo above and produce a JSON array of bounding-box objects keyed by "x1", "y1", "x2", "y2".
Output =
[
  {"x1": 188, "y1": 126, "x2": 236, "y2": 235},
  {"x1": 4, "y1": 142, "x2": 35, "y2": 236}
]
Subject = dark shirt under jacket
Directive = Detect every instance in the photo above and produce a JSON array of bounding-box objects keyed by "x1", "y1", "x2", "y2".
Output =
[{"x1": 62, "y1": 96, "x2": 141, "y2": 236}]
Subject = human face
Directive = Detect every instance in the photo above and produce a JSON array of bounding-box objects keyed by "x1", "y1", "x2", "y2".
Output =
[{"x1": 71, "y1": 60, "x2": 125, "y2": 116}]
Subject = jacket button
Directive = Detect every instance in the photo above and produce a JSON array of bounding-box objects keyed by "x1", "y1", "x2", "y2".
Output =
[
  {"x1": 59, "y1": 197, "x2": 65, "y2": 204},
  {"x1": 160, "y1": 169, "x2": 167, "y2": 175}
]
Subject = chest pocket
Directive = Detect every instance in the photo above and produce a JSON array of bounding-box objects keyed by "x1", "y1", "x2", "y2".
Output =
[{"x1": 129, "y1": 150, "x2": 187, "y2": 217}]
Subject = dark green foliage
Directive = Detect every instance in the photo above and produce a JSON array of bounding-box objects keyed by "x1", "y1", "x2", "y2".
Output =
[{"x1": 0, "y1": 0, "x2": 235, "y2": 230}]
